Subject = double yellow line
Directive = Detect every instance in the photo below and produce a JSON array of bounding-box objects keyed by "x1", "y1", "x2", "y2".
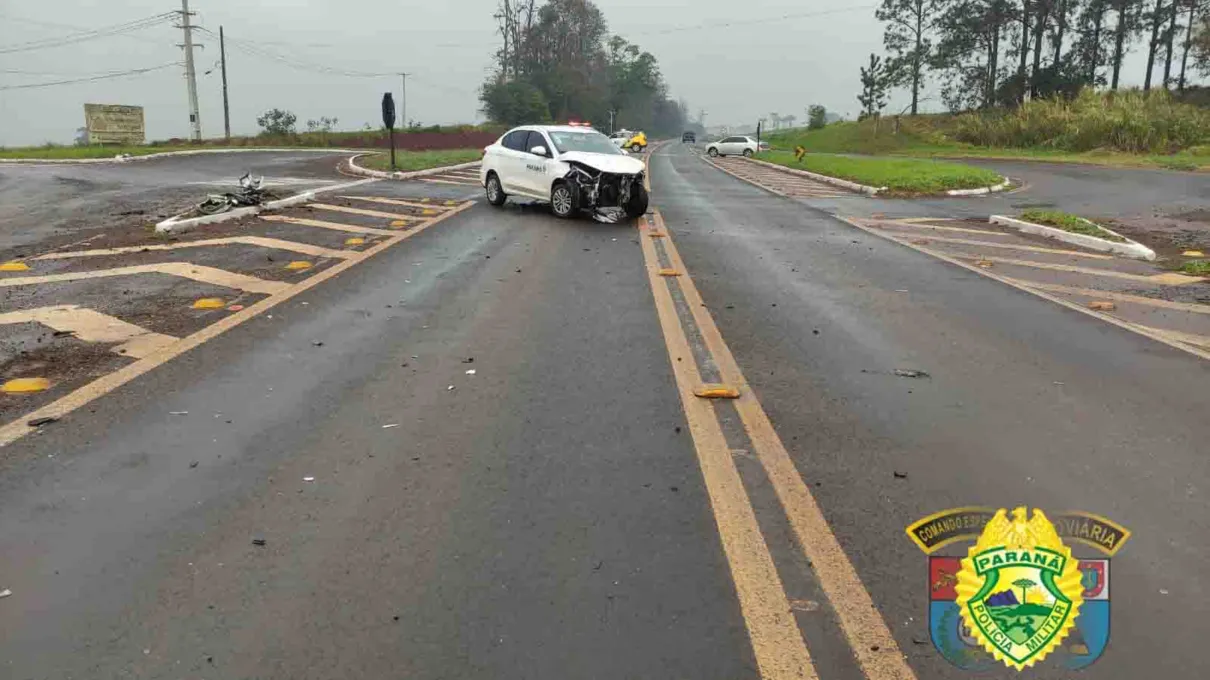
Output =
[{"x1": 641, "y1": 147, "x2": 913, "y2": 679}]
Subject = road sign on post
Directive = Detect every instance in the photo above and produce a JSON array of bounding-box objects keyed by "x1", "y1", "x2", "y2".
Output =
[{"x1": 382, "y1": 92, "x2": 397, "y2": 171}]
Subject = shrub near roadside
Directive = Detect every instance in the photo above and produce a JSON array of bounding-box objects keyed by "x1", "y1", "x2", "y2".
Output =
[{"x1": 950, "y1": 89, "x2": 1210, "y2": 153}]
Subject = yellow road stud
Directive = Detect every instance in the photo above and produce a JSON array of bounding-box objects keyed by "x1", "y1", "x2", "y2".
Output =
[
  {"x1": 649, "y1": 232, "x2": 666, "y2": 238},
  {"x1": 285, "y1": 261, "x2": 313, "y2": 271},
  {"x1": 1087, "y1": 300, "x2": 1117, "y2": 311},
  {"x1": 658, "y1": 268, "x2": 680, "y2": 277},
  {"x1": 0, "y1": 261, "x2": 30, "y2": 272},
  {"x1": 1183, "y1": 250, "x2": 1205, "y2": 257},
  {"x1": 390, "y1": 220, "x2": 409, "y2": 228},
  {"x1": 2, "y1": 377, "x2": 51, "y2": 393},
  {"x1": 192, "y1": 297, "x2": 226, "y2": 309},
  {"x1": 694, "y1": 384, "x2": 740, "y2": 399},
  {"x1": 344, "y1": 237, "x2": 366, "y2": 246}
]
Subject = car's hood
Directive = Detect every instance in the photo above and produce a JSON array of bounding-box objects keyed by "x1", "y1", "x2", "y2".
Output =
[{"x1": 558, "y1": 151, "x2": 646, "y2": 175}]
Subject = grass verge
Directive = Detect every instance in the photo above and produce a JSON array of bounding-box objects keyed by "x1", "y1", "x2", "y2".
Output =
[
  {"x1": 756, "y1": 150, "x2": 1003, "y2": 194},
  {"x1": 765, "y1": 117, "x2": 1210, "y2": 172},
  {"x1": 1019, "y1": 210, "x2": 1126, "y2": 242},
  {"x1": 0, "y1": 145, "x2": 198, "y2": 159},
  {"x1": 357, "y1": 149, "x2": 482, "y2": 173},
  {"x1": 1180, "y1": 259, "x2": 1210, "y2": 275}
]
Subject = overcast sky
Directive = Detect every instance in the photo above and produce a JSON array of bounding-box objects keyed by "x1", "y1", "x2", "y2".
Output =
[{"x1": 0, "y1": 0, "x2": 1167, "y2": 146}]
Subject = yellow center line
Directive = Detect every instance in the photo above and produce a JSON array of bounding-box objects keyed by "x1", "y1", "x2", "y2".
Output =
[
  {"x1": 34, "y1": 236, "x2": 355, "y2": 261},
  {"x1": 956, "y1": 255, "x2": 1203, "y2": 284},
  {"x1": 307, "y1": 203, "x2": 421, "y2": 220},
  {"x1": 892, "y1": 235, "x2": 1113, "y2": 259},
  {"x1": 0, "y1": 200, "x2": 477, "y2": 449},
  {"x1": 638, "y1": 216, "x2": 820, "y2": 680},
  {"x1": 259, "y1": 215, "x2": 397, "y2": 236},
  {"x1": 0, "y1": 305, "x2": 177, "y2": 359},
  {"x1": 0, "y1": 262, "x2": 290, "y2": 295},
  {"x1": 653, "y1": 210, "x2": 917, "y2": 680},
  {"x1": 337, "y1": 196, "x2": 452, "y2": 211}
]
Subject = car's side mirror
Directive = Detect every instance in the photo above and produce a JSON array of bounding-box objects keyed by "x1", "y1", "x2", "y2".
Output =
[{"x1": 530, "y1": 145, "x2": 548, "y2": 157}]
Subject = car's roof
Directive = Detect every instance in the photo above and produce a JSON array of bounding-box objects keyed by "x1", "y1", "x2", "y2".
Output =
[{"x1": 513, "y1": 125, "x2": 605, "y2": 134}]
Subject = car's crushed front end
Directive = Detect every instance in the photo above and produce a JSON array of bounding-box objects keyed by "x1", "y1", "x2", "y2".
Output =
[{"x1": 559, "y1": 152, "x2": 649, "y2": 222}]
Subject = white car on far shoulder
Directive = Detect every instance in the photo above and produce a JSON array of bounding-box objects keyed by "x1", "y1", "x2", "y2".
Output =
[
  {"x1": 706, "y1": 135, "x2": 759, "y2": 157},
  {"x1": 480, "y1": 125, "x2": 649, "y2": 220}
]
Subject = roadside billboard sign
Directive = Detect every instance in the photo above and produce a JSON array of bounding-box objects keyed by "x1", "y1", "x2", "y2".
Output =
[{"x1": 83, "y1": 104, "x2": 145, "y2": 145}]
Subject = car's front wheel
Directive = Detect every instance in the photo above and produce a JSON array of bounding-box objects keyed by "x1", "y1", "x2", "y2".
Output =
[
  {"x1": 707, "y1": 147, "x2": 719, "y2": 157},
  {"x1": 550, "y1": 181, "x2": 579, "y2": 219},
  {"x1": 743, "y1": 148, "x2": 754, "y2": 157},
  {"x1": 485, "y1": 172, "x2": 507, "y2": 207},
  {"x1": 624, "y1": 182, "x2": 649, "y2": 219},
  {"x1": 631, "y1": 143, "x2": 644, "y2": 153}
]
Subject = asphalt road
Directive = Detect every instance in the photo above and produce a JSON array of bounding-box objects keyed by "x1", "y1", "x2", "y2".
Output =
[
  {"x1": 0, "y1": 150, "x2": 350, "y2": 253},
  {"x1": 0, "y1": 145, "x2": 1207, "y2": 678}
]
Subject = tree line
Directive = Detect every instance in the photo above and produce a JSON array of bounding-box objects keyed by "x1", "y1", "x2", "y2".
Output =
[
  {"x1": 479, "y1": 0, "x2": 688, "y2": 135},
  {"x1": 871, "y1": 0, "x2": 1210, "y2": 114}
]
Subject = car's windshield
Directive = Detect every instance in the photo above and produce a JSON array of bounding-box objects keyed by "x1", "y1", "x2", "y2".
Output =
[{"x1": 548, "y1": 131, "x2": 622, "y2": 155}]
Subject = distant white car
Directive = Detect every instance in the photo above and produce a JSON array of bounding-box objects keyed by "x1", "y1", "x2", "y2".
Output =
[
  {"x1": 706, "y1": 135, "x2": 759, "y2": 157},
  {"x1": 481, "y1": 125, "x2": 649, "y2": 220}
]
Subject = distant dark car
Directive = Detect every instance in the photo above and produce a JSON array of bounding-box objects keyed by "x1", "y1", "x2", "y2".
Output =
[{"x1": 682, "y1": 131, "x2": 696, "y2": 143}]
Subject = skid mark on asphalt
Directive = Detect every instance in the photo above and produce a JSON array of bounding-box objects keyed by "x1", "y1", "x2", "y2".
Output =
[
  {"x1": 703, "y1": 156, "x2": 857, "y2": 198},
  {"x1": 0, "y1": 305, "x2": 177, "y2": 359},
  {"x1": 848, "y1": 216, "x2": 1210, "y2": 361},
  {"x1": 0, "y1": 193, "x2": 476, "y2": 446}
]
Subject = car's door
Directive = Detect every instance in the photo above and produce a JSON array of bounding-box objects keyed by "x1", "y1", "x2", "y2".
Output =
[
  {"x1": 495, "y1": 129, "x2": 531, "y2": 193},
  {"x1": 518, "y1": 130, "x2": 555, "y2": 197},
  {"x1": 718, "y1": 136, "x2": 738, "y2": 155}
]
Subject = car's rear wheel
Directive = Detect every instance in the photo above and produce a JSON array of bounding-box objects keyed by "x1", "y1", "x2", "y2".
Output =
[
  {"x1": 551, "y1": 181, "x2": 578, "y2": 219},
  {"x1": 707, "y1": 147, "x2": 719, "y2": 157},
  {"x1": 631, "y1": 143, "x2": 644, "y2": 153},
  {"x1": 743, "y1": 148, "x2": 754, "y2": 157},
  {"x1": 623, "y1": 182, "x2": 649, "y2": 219},
  {"x1": 485, "y1": 172, "x2": 507, "y2": 207}
]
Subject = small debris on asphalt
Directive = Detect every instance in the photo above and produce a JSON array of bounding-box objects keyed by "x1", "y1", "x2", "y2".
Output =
[
  {"x1": 251, "y1": 537, "x2": 266, "y2": 546},
  {"x1": 52, "y1": 330, "x2": 76, "y2": 337},
  {"x1": 312, "y1": 341, "x2": 324, "y2": 347},
  {"x1": 27, "y1": 416, "x2": 58, "y2": 427},
  {"x1": 462, "y1": 357, "x2": 474, "y2": 363},
  {"x1": 0, "y1": 589, "x2": 12, "y2": 598},
  {"x1": 447, "y1": 385, "x2": 455, "y2": 391},
  {"x1": 893, "y1": 369, "x2": 930, "y2": 379},
  {"x1": 670, "y1": 486, "x2": 679, "y2": 492},
  {"x1": 1160, "y1": 588, "x2": 1170, "y2": 595},
  {"x1": 789, "y1": 599, "x2": 820, "y2": 612},
  {"x1": 382, "y1": 424, "x2": 400, "y2": 429},
  {"x1": 169, "y1": 411, "x2": 189, "y2": 415},
  {"x1": 465, "y1": 369, "x2": 476, "y2": 375},
  {"x1": 812, "y1": 329, "x2": 820, "y2": 335},
  {"x1": 227, "y1": 304, "x2": 245, "y2": 311},
  {"x1": 911, "y1": 636, "x2": 928, "y2": 645},
  {"x1": 189, "y1": 461, "x2": 199, "y2": 468},
  {"x1": 895, "y1": 289, "x2": 909, "y2": 293},
  {"x1": 675, "y1": 426, "x2": 682, "y2": 433},
  {"x1": 893, "y1": 471, "x2": 909, "y2": 479},
  {"x1": 1087, "y1": 300, "x2": 1116, "y2": 311},
  {"x1": 303, "y1": 476, "x2": 315, "y2": 482},
  {"x1": 975, "y1": 259, "x2": 994, "y2": 268}
]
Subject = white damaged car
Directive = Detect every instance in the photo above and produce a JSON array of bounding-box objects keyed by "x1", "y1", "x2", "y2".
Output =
[{"x1": 481, "y1": 125, "x2": 649, "y2": 220}]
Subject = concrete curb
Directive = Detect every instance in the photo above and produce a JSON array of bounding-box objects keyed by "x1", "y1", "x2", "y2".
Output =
[
  {"x1": 741, "y1": 156, "x2": 885, "y2": 195},
  {"x1": 0, "y1": 147, "x2": 363, "y2": 165},
  {"x1": 990, "y1": 214, "x2": 1156, "y2": 261},
  {"x1": 343, "y1": 153, "x2": 481, "y2": 181},
  {"x1": 154, "y1": 177, "x2": 380, "y2": 235},
  {"x1": 946, "y1": 180, "x2": 1012, "y2": 196}
]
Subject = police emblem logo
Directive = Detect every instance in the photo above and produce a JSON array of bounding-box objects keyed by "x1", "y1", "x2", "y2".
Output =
[{"x1": 907, "y1": 506, "x2": 1129, "y2": 672}]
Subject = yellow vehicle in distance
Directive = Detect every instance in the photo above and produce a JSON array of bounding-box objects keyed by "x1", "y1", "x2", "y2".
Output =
[{"x1": 610, "y1": 129, "x2": 647, "y2": 153}]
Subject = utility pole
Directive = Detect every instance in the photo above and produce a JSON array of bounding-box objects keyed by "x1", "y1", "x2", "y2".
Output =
[
  {"x1": 399, "y1": 73, "x2": 408, "y2": 129},
  {"x1": 220, "y1": 26, "x2": 230, "y2": 140},
  {"x1": 179, "y1": 0, "x2": 202, "y2": 141}
]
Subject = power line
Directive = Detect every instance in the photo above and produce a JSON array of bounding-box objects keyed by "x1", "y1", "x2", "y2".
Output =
[
  {"x1": 195, "y1": 26, "x2": 392, "y2": 78},
  {"x1": 0, "y1": 11, "x2": 170, "y2": 46},
  {"x1": 0, "y1": 62, "x2": 181, "y2": 91},
  {"x1": 626, "y1": 6, "x2": 881, "y2": 37},
  {"x1": 0, "y1": 12, "x2": 175, "y2": 54}
]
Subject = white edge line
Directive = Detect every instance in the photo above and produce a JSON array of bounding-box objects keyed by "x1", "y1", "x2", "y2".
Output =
[
  {"x1": 989, "y1": 214, "x2": 1156, "y2": 261},
  {"x1": 836, "y1": 215, "x2": 1210, "y2": 362}
]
